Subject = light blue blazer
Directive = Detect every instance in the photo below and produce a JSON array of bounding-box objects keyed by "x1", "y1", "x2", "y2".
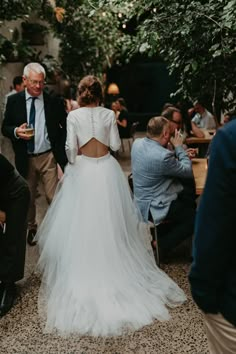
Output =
[{"x1": 131, "y1": 137, "x2": 193, "y2": 225}]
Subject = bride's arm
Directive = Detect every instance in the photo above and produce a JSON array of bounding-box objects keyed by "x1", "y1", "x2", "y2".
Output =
[
  {"x1": 65, "y1": 115, "x2": 78, "y2": 164},
  {"x1": 110, "y1": 113, "x2": 121, "y2": 151}
]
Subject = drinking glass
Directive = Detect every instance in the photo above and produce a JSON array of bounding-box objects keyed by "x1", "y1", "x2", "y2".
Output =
[{"x1": 24, "y1": 124, "x2": 34, "y2": 137}]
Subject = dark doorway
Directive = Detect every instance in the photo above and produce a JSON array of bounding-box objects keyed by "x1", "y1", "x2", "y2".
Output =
[{"x1": 106, "y1": 59, "x2": 177, "y2": 114}]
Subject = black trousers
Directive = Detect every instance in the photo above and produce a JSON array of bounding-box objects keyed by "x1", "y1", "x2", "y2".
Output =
[
  {"x1": 0, "y1": 171, "x2": 30, "y2": 282},
  {"x1": 157, "y1": 178, "x2": 196, "y2": 252}
]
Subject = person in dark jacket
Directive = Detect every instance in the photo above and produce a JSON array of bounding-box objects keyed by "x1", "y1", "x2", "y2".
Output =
[
  {"x1": 189, "y1": 119, "x2": 236, "y2": 353},
  {"x1": 0, "y1": 153, "x2": 30, "y2": 317}
]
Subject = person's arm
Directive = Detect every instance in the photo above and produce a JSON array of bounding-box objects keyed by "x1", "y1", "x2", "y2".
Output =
[
  {"x1": 2, "y1": 97, "x2": 15, "y2": 139},
  {"x1": 163, "y1": 149, "x2": 193, "y2": 179},
  {"x1": 2, "y1": 95, "x2": 30, "y2": 141},
  {"x1": 65, "y1": 113, "x2": 77, "y2": 164},
  {"x1": 116, "y1": 118, "x2": 127, "y2": 128},
  {"x1": 189, "y1": 126, "x2": 236, "y2": 313},
  {"x1": 166, "y1": 129, "x2": 193, "y2": 178},
  {"x1": 0, "y1": 154, "x2": 13, "y2": 226},
  {"x1": 53, "y1": 96, "x2": 68, "y2": 169},
  {"x1": 109, "y1": 113, "x2": 121, "y2": 151},
  {"x1": 191, "y1": 121, "x2": 205, "y2": 138},
  {"x1": 116, "y1": 110, "x2": 128, "y2": 128},
  {"x1": 0, "y1": 210, "x2": 6, "y2": 226},
  {"x1": 2, "y1": 96, "x2": 20, "y2": 140}
]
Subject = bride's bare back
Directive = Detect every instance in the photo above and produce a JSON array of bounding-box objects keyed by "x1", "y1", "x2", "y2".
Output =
[{"x1": 80, "y1": 138, "x2": 109, "y2": 158}]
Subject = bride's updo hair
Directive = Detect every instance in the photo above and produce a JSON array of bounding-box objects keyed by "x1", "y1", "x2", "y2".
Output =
[{"x1": 78, "y1": 75, "x2": 103, "y2": 107}]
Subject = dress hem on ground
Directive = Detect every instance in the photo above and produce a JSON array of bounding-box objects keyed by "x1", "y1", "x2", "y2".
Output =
[{"x1": 36, "y1": 153, "x2": 186, "y2": 337}]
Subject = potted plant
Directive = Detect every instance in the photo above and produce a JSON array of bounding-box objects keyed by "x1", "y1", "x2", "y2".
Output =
[{"x1": 21, "y1": 21, "x2": 49, "y2": 45}]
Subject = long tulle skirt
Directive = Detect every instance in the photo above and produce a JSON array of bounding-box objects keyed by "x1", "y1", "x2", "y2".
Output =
[{"x1": 36, "y1": 153, "x2": 186, "y2": 336}]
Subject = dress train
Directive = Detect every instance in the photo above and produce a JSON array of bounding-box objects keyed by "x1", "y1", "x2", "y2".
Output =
[{"x1": 37, "y1": 153, "x2": 186, "y2": 336}]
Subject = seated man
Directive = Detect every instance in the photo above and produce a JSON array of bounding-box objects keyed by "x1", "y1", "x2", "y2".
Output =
[
  {"x1": 191, "y1": 100, "x2": 216, "y2": 130},
  {"x1": 0, "y1": 153, "x2": 30, "y2": 317},
  {"x1": 162, "y1": 105, "x2": 207, "y2": 158},
  {"x1": 162, "y1": 106, "x2": 204, "y2": 142},
  {"x1": 131, "y1": 116, "x2": 196, "y2": 255}
]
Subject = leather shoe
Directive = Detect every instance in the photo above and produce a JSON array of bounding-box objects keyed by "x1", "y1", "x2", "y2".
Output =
[
  {"x1": 27, "y1": 229, "x2": 37, "y2": 246},
  {"x1": 0, "y1": 282, "x2": 16, "y2": 317}
]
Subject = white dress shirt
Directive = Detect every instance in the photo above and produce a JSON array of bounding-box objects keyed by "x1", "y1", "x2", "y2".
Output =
[{"x1": 25, "y1": 91, "x2": 51, "y2": 153}]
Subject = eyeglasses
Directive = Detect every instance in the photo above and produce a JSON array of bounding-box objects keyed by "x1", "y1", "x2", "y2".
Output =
[{"x1": 27, "y1": 79, "x2": 45, "y2": 86}]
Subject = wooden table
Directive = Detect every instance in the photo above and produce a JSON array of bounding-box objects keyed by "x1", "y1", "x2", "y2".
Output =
[
  {"x1": 186, "y1": 135, "x2": 213, "y2": 158},
  {"x1": 192, "y1": 158, "x2": 208, "y2": 195},
  {"x1": 186, "y1": 136, "x2": 213, "y2": 145}
]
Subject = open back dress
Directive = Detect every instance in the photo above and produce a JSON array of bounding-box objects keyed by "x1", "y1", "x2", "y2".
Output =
[{"x1": 36, "y1": 106, "x2": 186, "y2": 336}]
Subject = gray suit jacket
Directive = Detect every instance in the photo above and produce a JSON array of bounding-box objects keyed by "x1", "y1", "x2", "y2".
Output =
[{"x1": 131, "y1": 137, "x2": 193, "y2": 224}]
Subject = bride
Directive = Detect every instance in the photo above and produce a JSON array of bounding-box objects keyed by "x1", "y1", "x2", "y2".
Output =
[{"x1": 36, "y1": 75, "x2": 186, "y2": 336}]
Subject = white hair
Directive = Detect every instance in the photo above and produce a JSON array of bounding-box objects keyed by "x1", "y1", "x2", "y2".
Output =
[{"x1": 23, "y1": 62, "x2": 46, "y2": 78}]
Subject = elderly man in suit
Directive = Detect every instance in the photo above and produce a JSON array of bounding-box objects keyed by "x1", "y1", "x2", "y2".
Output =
[
  {"x1": 2, "y1": 62, "x2": 68, "y2": 246},
  {"x1": 0, "y1": 153, "x2": 30, "y2": 317},
  {"x1": 189, "y1": 120, "x2": 236, "y2": 353},
  {"x1": 131, "y1": 116, "x2": 195, "y2": 256}
]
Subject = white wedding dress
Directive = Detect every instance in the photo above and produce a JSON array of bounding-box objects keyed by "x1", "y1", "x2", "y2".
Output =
[{"x1": 36, "y1": 106, "x2": 186, "y2": 336}]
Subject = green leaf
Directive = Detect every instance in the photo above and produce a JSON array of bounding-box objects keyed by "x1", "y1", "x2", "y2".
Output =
[{"x1": 191, "y1": 61, "x2": 198, "y2": 71}]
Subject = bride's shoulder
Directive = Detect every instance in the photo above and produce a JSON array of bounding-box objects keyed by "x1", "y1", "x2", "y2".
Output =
[
  {"x1": 97, "y1": 106, "x2": 114, "y2": 118},
  {"x1": 100, "y1": 106, "x2": 113, "y2": 113},
  {"x1": 67, "y1": 107, "x2": 87, "y2": 120}
]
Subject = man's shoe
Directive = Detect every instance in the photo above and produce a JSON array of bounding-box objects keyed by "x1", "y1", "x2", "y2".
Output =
[
  {"x1": 0, "y1": 282, "x2": 16, "y2": 317},
  {"x1": 27, "y1": 229, "x2": 37, "y2": 246}
]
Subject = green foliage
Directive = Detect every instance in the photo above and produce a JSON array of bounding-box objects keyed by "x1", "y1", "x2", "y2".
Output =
[
  {"x1": 0, "y1": 28, "x2": 37, "y2": 63},
  {"x1": 0, "y1": 1, "x2": 45, "y2": 64},
  {"x1": 102, "y1": 0, "x2": 236, "y2": 111},
  {"x1": 2, "y1": 0, "x2": 235, "y2": 113},
  {"x1": 42, "y1": 0, "x2": 129, "y2": 82},
  {"x1": 0, "y1": 0, "x2": 40, "y2": 21}
]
